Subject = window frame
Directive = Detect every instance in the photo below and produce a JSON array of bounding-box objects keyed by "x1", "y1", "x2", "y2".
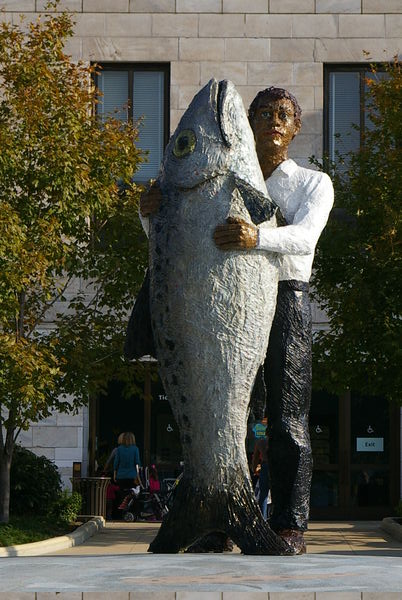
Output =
[
  {"x1": 94, "y1": 62, "x2": 171, "y2": 151},
  {"x1": 323, "y1": 63, "x2": 386, "y2": 160}
]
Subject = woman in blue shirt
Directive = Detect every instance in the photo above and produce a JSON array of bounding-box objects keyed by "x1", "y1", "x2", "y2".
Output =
[{"x1": 113, "y1": 431, "x2": 141, "y2": 490}]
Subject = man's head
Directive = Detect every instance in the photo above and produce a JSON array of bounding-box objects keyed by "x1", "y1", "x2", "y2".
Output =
[
  {"x1": 248, "y1": 87, "x2": 302, "y2": 162},
  {"x1": 248, "y1": 87, "x2": 302, "y2": 130}
]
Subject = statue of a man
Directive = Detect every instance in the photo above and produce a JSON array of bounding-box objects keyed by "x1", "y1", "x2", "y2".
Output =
[
  {"x1": 213, "y1": 87, "x2": 334, "y2": 554},
  {"x1": 136, "y1": 86, "x2": 334, "y2": 555}
]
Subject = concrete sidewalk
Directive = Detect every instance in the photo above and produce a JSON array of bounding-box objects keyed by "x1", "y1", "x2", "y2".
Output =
[{"x1": 46, "y1": 520, "x2": 402, "y2": 557}]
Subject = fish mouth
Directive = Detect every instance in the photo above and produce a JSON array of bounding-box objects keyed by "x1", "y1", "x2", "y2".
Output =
[{"x1": 217, "y1": 79, "x2": 231, "y2": 147}]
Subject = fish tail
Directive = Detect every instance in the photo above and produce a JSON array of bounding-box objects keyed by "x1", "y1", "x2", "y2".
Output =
[
  {"x1": 148, "y1": 475, "x2": 212, "y2": 553},
  {"x1": 148, "y1": 472, "x2": 290, "y2": 555},
  {"x1": 226, "y1": 481, "x2": 290, "y2": 555}
]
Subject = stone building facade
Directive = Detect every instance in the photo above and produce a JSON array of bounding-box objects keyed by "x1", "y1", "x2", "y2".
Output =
[{"x1": 2, "y1": 0, "x2": 401, "y2": 514}]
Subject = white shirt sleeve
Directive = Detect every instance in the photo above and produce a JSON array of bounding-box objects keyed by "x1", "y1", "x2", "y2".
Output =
[
  {"x1": 258, "y1": 172, "x2": 334, "y2": 256},
  {"x1": 139, "y1": 209, "x2": 150, "y2": 238}
]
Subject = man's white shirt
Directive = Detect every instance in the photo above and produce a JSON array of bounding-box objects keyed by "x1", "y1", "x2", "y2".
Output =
[
  {"x1": 140, "y1": 158, "x2": 334, "y2": 284},
  {"x1": 258, "y1": 159, "x2": 334, "y2": 282}
]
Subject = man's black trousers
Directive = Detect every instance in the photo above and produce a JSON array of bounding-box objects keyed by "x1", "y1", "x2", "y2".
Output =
[{"x1": 265, "y1": 279, "x2": 313, "y2": 533}]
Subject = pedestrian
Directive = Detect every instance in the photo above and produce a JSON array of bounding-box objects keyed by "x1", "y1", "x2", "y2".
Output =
[
  {"x1": 251, "y1": 426, "x2": 270, "y2": 518},
  {"x1": 148, "y1": 464, "x2": 161, "y2": 494},
  {"x1": 113, "y1": 431, "x2": 141, "y2": 492},
  {"x1": 105, "y1": 478, "x2": 120, "y2": 520},
  {"x1": 102, "y1": 432, "x2": 124, "y2": 476}
]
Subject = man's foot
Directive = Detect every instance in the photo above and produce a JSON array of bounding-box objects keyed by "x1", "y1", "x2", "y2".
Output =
[{"x1": 277, "y1": 529, "x2": 306, "y2": 555}]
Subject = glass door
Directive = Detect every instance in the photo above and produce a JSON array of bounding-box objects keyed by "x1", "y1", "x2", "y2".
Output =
[
  {"x1": 309, "y1": 391, "x2": 399, "y2": 519},
  {"x1": 350, "y1": 393, "x2": 391, "y2": 511},
  {"x1": 309, "y1": 391, "x2": 340, "y2": 512}
]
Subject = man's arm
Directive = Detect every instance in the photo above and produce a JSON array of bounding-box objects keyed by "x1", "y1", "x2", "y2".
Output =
[
  {"x1": 251, "y1": 439, "x2": 263, "y2": 474},
  {"x1": 139, "y1": 182, "x2": 163, "y2": 237},
  {"x1": 258, "y1": 173, "x2": 334, "y2": 255},
  {"x1": 140, "y1": 182, "x2": 162, "y2": 217},
  {"x1": 214, "y1": 173, "x2": 333, "y2": 254}
]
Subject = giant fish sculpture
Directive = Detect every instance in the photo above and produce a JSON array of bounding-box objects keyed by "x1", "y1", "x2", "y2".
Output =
[{"x1": 147, "y1": 79, "x2": 290, "y2": 555}]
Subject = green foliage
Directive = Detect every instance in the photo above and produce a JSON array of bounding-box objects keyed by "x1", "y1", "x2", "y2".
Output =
[
  {"x1": 311, "y1": 60, "x2": 402, "y2": 403},
  {"x1": 0, "y1": 3, "x2": 148, "y2": 522},
  {"x1": 395, "y1": 500, "x2": 402, "y2": 517},
  {"x1": 50, "y1": 490, "x2": 82, "y2": 526},
  {"x1": 0, "y1": 514, "x2": 72, "y2": 547},
  {"x1": 10, "y1": 446, "x2": 62, "y2": 515}
]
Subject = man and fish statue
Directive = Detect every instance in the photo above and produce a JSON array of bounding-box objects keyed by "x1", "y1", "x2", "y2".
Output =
[{"x1": 125, "y1": 78, "x2": 334, "y2": 555}]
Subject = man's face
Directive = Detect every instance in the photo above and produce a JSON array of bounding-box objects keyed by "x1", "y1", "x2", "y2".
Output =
[{"x1": 251, "y1": 97, "x2": 300, "y2": 159}]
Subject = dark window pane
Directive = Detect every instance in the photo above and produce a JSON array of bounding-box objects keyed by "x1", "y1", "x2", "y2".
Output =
[
  {"x1": 96, "y1": 64, "x2": 168, "y2": 183},
  {"x1": 310, "y1": 390, "x2": 339, "y2": 464},
  {"x1": 133, "y1": 71, "x2": 165, "y2": 182},
  {"x1": 98, "y1": 70, "x2": 129, "y2": 121},
  {"x1": 311, "y1": 470, "x2": 339, "y2": 507},
  {"x1": 328, "y1": 71, "x2": 360, "y2": 164},
  {"x1": 351, "y1": 468, "x2": 390, "y2": 506},
  {"x1": 350, "y1": 393, "x2": 389, "y2": 465}
]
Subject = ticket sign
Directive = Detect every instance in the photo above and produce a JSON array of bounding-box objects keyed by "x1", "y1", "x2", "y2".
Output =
[{"x1": 356, "y1": 437, "x2": 384, "y2": 452}]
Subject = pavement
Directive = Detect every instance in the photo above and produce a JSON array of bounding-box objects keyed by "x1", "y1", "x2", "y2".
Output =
[{"x1": 0, "y1": 520, "x2": 402, "y2": 593}]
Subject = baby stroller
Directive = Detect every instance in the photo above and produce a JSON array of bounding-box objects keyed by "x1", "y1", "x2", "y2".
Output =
[
  {"x1": 162, "y1": 470, "x2": 183, "y2": 511},
  {"x1": 119, "y1": 467, "x2": 169, "y2": 523}
]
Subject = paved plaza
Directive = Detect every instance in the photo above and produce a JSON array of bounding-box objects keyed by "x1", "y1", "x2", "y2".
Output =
[{"x1": 0, "y1": 522, "x2": 401, "y2": 593}]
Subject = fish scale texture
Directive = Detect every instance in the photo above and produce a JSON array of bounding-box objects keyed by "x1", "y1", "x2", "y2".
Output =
[
  {"x1": 148, "y1": 79, "x2": 287, "y2": 554},
  {"x1": 151, "y1": 177, "x2": 277, "y2": 483}
]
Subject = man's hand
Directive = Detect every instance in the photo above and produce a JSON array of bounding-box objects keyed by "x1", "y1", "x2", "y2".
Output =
[
  {"x1": 140, "y1": 181, "x2": 162, "y2": 217},
  {"x1": 213, "y1": 216, "x2": 258, "y2": 250}
]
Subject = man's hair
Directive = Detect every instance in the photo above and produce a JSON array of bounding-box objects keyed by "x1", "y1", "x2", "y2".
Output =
[{"x1": 248, "y1": 86, "x2": 302, "y2": 128}]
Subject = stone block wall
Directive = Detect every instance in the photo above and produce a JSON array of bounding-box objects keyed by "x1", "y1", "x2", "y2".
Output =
[
  {"x1": 14, "y1": 400, "x2": 89, "y2": 489},
  {"x1": 0, "y1": 0, "x2": 398, "y2": 201},
  {"x1": 0, "y1": 1, "x2": 400, "y2": 170}
]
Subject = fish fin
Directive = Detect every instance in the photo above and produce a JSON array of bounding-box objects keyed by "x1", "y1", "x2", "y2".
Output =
[
  {"x1": 124, "y1": 270, "x2": 157, "y2": 361},
  {"x1": 234, "y1": 176, "x2": 288, "y2": 226}
]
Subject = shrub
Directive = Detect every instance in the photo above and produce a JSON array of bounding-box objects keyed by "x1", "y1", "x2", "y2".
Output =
[
  {"x1": 50, "y1": 490, "x2": 82, "y2": 526},
  {"x1": 10, "y1": 446, "x2": 62, "y2": 515}
]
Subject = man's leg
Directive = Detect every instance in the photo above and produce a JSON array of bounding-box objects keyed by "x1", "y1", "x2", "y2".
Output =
[
  {"x1": 258, "y1": 462, "x2": 270, "y2": 516},
  {"x1": 265, "y1": 280, "x2": 313, "y2": 548}
]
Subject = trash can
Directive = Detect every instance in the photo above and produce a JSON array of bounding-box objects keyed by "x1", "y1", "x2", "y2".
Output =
[{"x1": 71, "y1": 477, "x2": 110, "y2": 518}]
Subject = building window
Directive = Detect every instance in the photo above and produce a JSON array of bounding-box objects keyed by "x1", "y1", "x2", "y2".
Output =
[
  {"x1": 324, "y1": 64, "x2": 386, "y2": 165},
  {"x1": 96, "y1": 63, "x2": 170, "y2": 182}
]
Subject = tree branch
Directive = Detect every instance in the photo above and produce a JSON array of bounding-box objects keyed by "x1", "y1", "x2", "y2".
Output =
[{"x1": 27, "y1": 274, "x2": 74, "y2": 338}]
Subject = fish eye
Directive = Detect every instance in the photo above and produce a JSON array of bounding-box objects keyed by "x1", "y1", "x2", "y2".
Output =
[{"x1": 173, "y1": 129, "x2": 196, "y2": 158}]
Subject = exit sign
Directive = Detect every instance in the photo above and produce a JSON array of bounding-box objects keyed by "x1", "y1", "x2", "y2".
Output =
[{"x1": 356, "y1": 437, "x2": 384, "y2": 452}]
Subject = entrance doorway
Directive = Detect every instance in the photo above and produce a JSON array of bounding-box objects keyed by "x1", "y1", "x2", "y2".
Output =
[
  {"x1": 91, "y1": 376, "x2": 400, "y2": 519},
  {"x1": 309, "y1": 390, "x2": 400, "y2": 519},
  {"x1": 95, "y1": 380, "x2": 145, "y2": 474},
  {"x1": 91, "y1": 373, "x2": 183, "y2": 480}
]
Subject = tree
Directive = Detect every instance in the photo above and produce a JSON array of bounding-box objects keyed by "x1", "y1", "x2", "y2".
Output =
[
  {"x1": 311, "y1": 59, "x2": 401, "y2": 404},
  {"x1": 0, "y1": 7, "x2": 148, "y2": 523}
]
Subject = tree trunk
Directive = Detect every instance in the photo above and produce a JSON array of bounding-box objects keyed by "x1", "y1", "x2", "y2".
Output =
[
  {"x1": 0, "y1": 446, "x2": 12, "y2": 524},
  {"x1": 0, "y1": 422, "x2": 15, "y2": 525}
]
